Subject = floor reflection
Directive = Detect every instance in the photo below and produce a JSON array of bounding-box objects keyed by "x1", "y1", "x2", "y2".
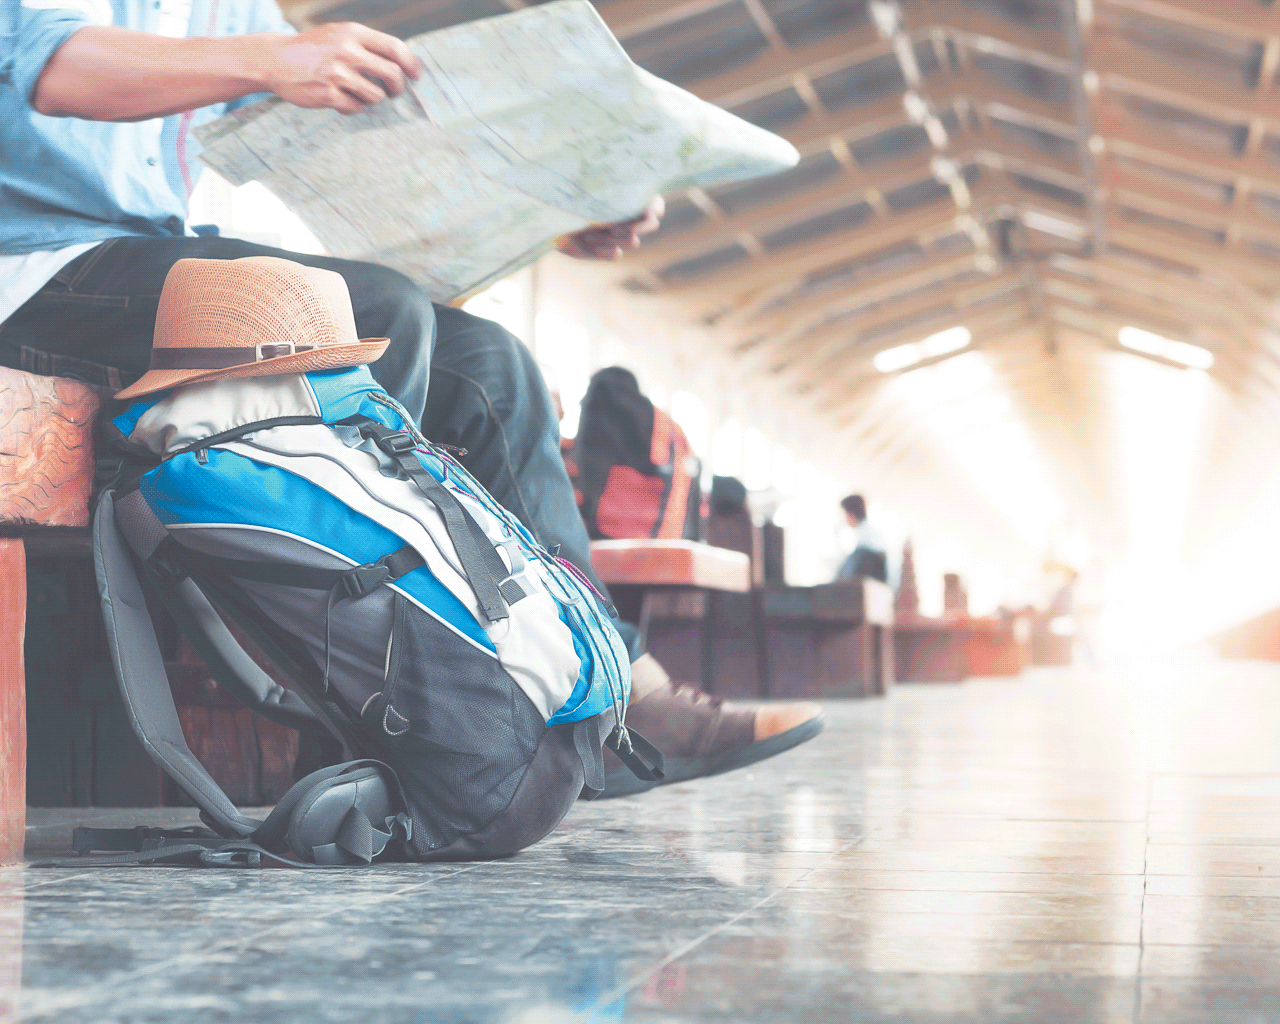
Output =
[
  {"x1": 0, "y1": 869, "x2": 21, "y2": 1024},
  {"x1": 16, "y1": 662, "x2": 1280, "y2": 1022}
]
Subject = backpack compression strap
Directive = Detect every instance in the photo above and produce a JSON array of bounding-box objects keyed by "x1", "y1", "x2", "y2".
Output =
[
  {"x1": 156, "y1": 571, "x2": 326, "y2": 734},
  {"x1": 94, "y1": 489, "x2": 261, "y2": 838},
  {"x1": 340, "y1": 416, "x2": 521, "y2": 623}
]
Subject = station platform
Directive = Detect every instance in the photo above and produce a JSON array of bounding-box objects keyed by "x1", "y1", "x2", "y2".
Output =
[{"x1": 8, "y1": 661, "x2": 1280, "y2": 1022}]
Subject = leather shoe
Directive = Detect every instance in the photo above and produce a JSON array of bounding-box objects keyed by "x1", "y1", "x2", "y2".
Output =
[{"x1": 598, "y1": 654, "x2": 824, "y2": 798}]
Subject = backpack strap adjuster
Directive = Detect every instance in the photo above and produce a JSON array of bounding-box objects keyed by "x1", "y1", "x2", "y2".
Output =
[
  {"x1": 375, "y1": 430, "x2": 417, "y2": 455},
  {"x1": 340, "y1": 563, "x2": 393, "y2": 599}
]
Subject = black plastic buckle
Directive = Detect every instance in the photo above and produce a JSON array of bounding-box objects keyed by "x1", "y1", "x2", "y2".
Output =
[
  {"x1": 198, "y1": 848, "x2": 262, "y2": 868},
  {"x1": 340, "y1": 563, "x2": 392, "y2": 599},
  {"x1": 376, "y1": 430, "x2": 417, "y2": 455}
]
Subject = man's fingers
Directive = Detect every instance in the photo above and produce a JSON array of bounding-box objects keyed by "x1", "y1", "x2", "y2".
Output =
[
  {"x1": 347, "y1": 47, "x2": 407, "y2": 98},
  {"x1": 354, "y1": 24, "x2": 422, "y2": 79},
  {"x1": 328, "y1": 88, "x2": 367, "y2": 115},
  {"x1": 333, "y1": 67, "x2": 387, "y2": 109}
]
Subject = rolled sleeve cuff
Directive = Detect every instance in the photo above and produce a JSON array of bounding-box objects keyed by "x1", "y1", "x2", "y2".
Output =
[{"x1": 8, "y1": 10, "x2": 92, "y2": 104}]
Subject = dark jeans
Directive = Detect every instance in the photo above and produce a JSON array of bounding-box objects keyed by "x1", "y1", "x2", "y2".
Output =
[{"x1": 0, "y1": 235, "x2": 610, "y2": 601}]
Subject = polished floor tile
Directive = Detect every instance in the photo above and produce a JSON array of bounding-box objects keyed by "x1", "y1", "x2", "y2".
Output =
[{"x1": 13, "y1": 661, "x2": 1280, "y2": 1022}]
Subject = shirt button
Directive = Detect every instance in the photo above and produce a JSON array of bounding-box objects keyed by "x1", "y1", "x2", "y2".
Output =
[{"x1": 147, "y1": 157, "x2": 158, "y2": 166}]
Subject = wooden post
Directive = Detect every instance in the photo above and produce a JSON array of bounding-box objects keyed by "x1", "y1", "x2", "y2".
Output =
[
  {"x1": 0, "y1": 367, "x2": 102, "y2": 860},
  {"x1": 0, "y1": 538, "x2": 26, "y2": 865}
]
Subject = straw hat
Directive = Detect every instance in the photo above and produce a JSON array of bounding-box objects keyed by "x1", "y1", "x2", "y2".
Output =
[{"x1": 115, "y1": 256, "x2": 390, "y2": 400}]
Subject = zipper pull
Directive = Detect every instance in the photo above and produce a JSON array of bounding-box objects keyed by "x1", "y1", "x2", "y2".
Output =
[{"x1": 194, "y1": 448, "x2": 209, "y2": 465}]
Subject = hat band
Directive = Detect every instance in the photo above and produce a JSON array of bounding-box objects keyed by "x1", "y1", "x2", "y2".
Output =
[{"x1": 150, "y1": 343, "x2": 315, "y2": 370}]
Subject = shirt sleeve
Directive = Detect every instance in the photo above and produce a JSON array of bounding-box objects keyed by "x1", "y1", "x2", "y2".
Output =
[{"x1": 1, "y1": 1, "x2": 100, "y2": 102}]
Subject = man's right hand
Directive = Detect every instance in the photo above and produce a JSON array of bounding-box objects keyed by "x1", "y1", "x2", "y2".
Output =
[{"x1": 256, "y1": 23, "x2": 422, "y2": 115}]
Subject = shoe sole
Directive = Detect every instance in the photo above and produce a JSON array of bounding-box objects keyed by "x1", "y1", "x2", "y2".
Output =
[{"x1": 597, "y1": 711, "x2": 826, "y2": 799}]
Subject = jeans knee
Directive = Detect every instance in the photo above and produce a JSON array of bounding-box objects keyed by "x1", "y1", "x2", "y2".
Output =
[{"x1": 433, "y1": 308, "x2": 543, "y2": 401}]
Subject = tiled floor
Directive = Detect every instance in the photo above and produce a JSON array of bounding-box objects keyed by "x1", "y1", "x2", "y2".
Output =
[{"x1": 8, "y1": 660, "x2": 1280, "y2": 1022}]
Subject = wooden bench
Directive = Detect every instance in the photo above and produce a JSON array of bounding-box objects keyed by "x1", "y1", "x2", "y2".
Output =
[
  {"x1": 893, "y1": 616, "x2": 970, "y2": 683},
  {"x1": 0, "y1": 367, "x2": 102, "y2": 863},
  {"x1": 760, "y1": 578, "x2": 894, "y2": 699},
  {"x1": 965, "y1": 614, "x2": 1032, "y2": 677},
  {"x1": 590, "y1": 538, "x2": 752, "y2": 693},
  {"x1": 0, "y1": 367, "x2": 299, "y2": 863},
  {"x1": 591, "y1": 538, "x2": 896, "y2": 700}
]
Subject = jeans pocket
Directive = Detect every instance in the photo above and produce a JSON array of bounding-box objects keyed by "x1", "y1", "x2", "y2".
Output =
[{"x1": 18, "y1": 346, "x2": 123, "y2": 390}]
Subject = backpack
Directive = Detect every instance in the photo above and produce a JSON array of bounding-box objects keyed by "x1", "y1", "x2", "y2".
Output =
[
  {"x1": 81, "y1": 365, "x2": 662, "y2": 867},
  {"x1": 575, "y1": 367, "x2": 701, "y2": 541}
]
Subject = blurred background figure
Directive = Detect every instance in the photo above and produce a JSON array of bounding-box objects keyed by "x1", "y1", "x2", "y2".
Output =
[{"x1": 835, "y1": 494, "x2": 890, "y2": 586}]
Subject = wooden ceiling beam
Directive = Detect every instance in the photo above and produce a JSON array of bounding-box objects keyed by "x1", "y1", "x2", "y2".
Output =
[
  {"x1": 918, "y1": 0, "x2": 1071, "y2": 62},
  {"x1": 1099, "y1": 0, "x2": 1280, "y2": 44},
  {"x1": 1053, "y1": 251, "x2": 1275, "y2": 322},
  {"x1": 656, "y1": 201, "x2": 965, "y2": 300},
  {"x1": 1041, "y1": 266, "x2": 1270, "y2": 338},
  {"x1": 805, "y1": 310, "x2": 1043, "y2": 411},
  {"x1": 781, "y1": 94, "x2": 916, "y2": 154},
  {"x1": 767, "y1": 274, "x2": 1027, "y2": 377},
  {"x1": 1101, "y1": 228, "x2": 1280, "y2": 298},
  {"x1": 1092, "y1": 30, "x2": 1280, "y2": 130},
  {"x1": 1105, "y1": 214, "x2": 1280, "y2": 287},
  {"x1": 976, "y1": 137, "x2": 1085, "y2": 186},
  {"x1": 633, "y1": 149, "x2": 940, "y2": 270},
  {"x1": 1097, "y1": 102, "x2": 1280, "y2": 196},
  {"x1": 1102, "y1": 161, "x2": 1280, "y2": 249},
  {"x1": 1042, "y1": 279, "x2": 1265, "y2": 358},
  {"x1": 689, "y1": 22, "x2": 886, "y2": 107},
  {"x1": 724, "y1": 249, "x2": 985, "y2": 334},
  {"x1": 933, "y1": 71, "x2": 1078, "y2": 131},
  {"x1": 595, "y1": 0, "x2": 734, "y2": 39},
  {"x1": 972, "y1": 176, "x2": 1090, "y2": 225}
]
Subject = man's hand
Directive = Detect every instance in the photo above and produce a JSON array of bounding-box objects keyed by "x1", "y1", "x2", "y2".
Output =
[
  {"x1": 254, "y1": 23, "x2": 422, "y2": 115},
  {"x1": 557, "y1": 196, "x2": 665, "y2": 260},
  {"x1": 33, "y1": 23, "x2": 421, "y2": 122}
]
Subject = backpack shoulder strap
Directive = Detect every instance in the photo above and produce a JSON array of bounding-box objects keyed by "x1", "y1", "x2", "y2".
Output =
[
  {"x1": 156, "y1": 567, "x2": 326, "y2": 734},
  {"x1": 93, "y1": 489, "x2": 261, "y2": 839}
]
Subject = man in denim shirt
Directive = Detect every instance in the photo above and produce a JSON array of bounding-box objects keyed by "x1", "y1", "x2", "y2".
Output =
[{"x1": 0, "y1": 0, "x2": 823, "y2": 794}]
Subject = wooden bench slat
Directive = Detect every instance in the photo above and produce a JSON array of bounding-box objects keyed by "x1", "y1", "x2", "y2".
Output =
[
  {"x1": 0, "y1": 539, "x2": 26, "y2": 864},
  {"x1": 0, "y1": 366, "x2": 102, "y2": 530},
  {"x1": 590, "y1": 539, "x2": 751, "y2": 593}
]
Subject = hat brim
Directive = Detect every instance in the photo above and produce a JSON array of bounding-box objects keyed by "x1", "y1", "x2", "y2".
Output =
[{"x1": 114, "y1": 337, "x2": 391, "y2": 401}]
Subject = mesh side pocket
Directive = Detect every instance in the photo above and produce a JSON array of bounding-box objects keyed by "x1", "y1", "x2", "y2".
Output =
[
  {"x1": 114, "y1": 491, "x2": 171, "y2": 559},
  {"x1": 362, "y1": 594, "x2": 544, "y2": 855}
]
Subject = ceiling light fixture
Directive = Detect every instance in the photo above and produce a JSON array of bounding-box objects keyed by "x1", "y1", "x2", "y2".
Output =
[
  {"x1": 874, "y1": 326, "x2": 973, "y2": 373},
  {"x1": 1117, "y1": 325, "x2": 1214, "y2": 370}
]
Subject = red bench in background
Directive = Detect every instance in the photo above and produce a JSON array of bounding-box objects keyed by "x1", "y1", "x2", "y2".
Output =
[
  {"x1": 590, "y1": 538, "x2": 752, "y2": 693},
  {"x1": 592, "y1": 532, "x2": 895, "y2": 700}
]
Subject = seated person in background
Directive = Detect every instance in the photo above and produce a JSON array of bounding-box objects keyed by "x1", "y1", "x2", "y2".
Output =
[
  {"x1": 1, "y1": 4, "x2": 819, "y2": 795},
  {"x1": 835, "y1": 494, "x2": 889, "y2": 584}
]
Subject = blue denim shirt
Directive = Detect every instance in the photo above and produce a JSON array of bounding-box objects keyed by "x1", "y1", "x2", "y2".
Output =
[{"x1": 0, "y1": 0, "x2": 291, "y2": 255}]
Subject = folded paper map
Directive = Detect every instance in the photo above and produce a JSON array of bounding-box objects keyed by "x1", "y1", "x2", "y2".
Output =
[{"x1": 195, "y1": 0, "x2": 799, "y2": 301}]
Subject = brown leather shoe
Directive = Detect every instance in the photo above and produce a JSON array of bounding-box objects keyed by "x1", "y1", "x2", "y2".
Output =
[{"x1": 599, "y1": 654, "x2": 825, "y2": 798}]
